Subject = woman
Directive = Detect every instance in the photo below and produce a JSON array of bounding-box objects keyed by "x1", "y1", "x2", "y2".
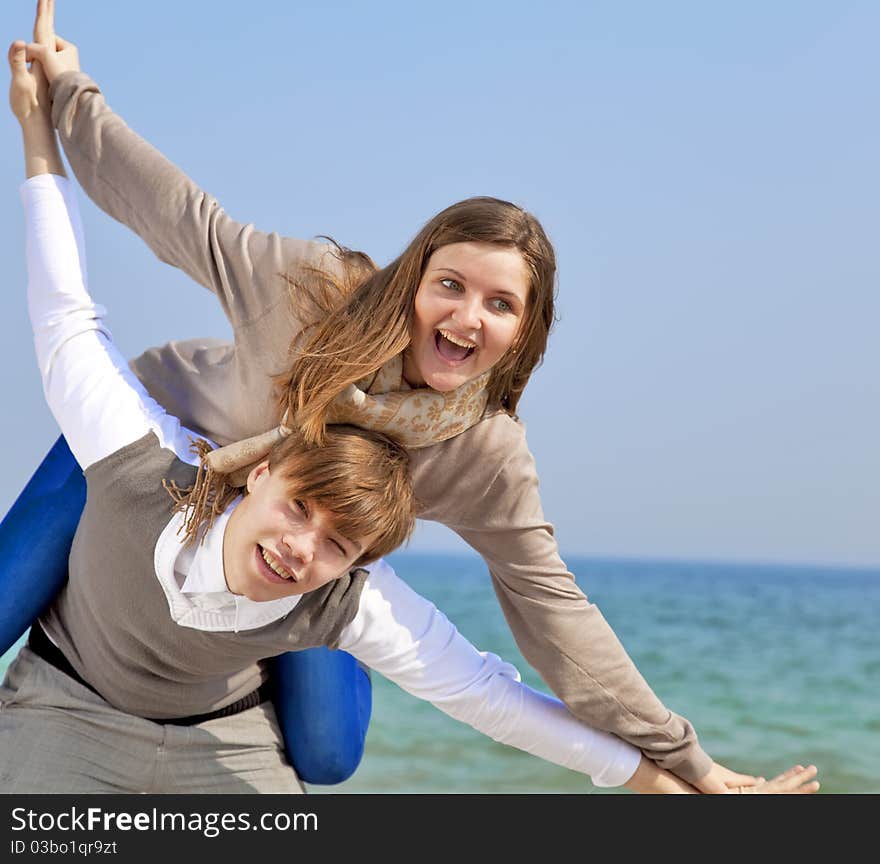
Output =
[{"x1": 22, "y1": 2, "x2": 753, "y2": 792}]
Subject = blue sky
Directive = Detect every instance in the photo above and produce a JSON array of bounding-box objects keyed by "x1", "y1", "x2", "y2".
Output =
[{"x1": 2, "y1": 1, "x2": 878, "y2": 566}]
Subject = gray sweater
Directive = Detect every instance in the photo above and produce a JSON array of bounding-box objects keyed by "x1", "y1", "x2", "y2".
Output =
[{"x1": 49, "y1": 71, "x2": 711, "y2": 781}]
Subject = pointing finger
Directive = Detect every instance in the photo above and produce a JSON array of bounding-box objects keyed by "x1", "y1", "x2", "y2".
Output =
[{"x1": 34, "y1": 0, "x2": 56, "y2": 46}]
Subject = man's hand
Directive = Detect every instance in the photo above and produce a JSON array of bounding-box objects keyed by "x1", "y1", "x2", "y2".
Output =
[
  {"x1": 10, "y1": 0, "x2": 68, "y2": 176},
  {"x1": 9, "y1": 38, "x2": 66, "y2": 177},
  {"x1": 8, "y1": 40, "x2": 47, "y2": 125},
  {"x1": 625, "y1": 755, "x2": 698, "y2": 794}
]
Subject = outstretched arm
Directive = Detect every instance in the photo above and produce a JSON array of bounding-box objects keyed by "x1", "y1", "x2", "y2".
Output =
[
  {"x1": 338, "y1": 559, "x2": 642, "y2": 790},
  {"x1": 337, "y1": 560, "x2": 819, "y2": 794},
  {"x1": 411, "y1": 420, "x2": 808, "y2": 792}
]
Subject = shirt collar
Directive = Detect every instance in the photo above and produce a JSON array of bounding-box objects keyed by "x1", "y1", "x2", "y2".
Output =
[{"x1": 180, "y1": 505, "x2": 234, "y2": 595}]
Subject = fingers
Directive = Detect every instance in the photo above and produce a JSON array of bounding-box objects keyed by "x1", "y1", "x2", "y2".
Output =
[
  {"x1": 24, "y1": 42, "x2": 50, "y2": 65},
  {"x1": 34, "y1": 0, "x2": 56, "y2": 45},
  {"x1": 772, "y1": 764, "x2": 819, "y2": 791},
  {"x1": 24, "y1": 40, "x2": 68, "y2": 62},
  {"x1": 747, "y1": 764, "x2": 820, "y2": 795},
  {"x1": 8, "y1": 40, "x2": 28, "y2": 73},
  {"x1": 725, "y1": 772, "x2": 760, "y2": 787},
  {"x1": 790, "y1": 780, "x2": 821, "y2": 794},
  {"x1": 695, "y1": 776, "x2": 728, "y2": 794},
  {"x1": 771, "y1": 764, "x2": 813, "y2": 783},
  {"x1": 22, "y1": 35, "x2": 79, "y2": 85},
  {"x1": 699, "y1": 763, "x2": 759, "y2": 792}
]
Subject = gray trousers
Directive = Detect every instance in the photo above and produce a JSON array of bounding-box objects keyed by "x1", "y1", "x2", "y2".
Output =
[{"x1": 0, "y1": 647, "x2": 305, "y2": 794}]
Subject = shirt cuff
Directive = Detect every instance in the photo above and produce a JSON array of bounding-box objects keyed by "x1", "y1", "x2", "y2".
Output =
[
  {"x1": 592, "y1": 740, "x2": 643, "y2": 788},
  {"x1": 20, "y1": 171, "x2": 71, "y2": 199}
]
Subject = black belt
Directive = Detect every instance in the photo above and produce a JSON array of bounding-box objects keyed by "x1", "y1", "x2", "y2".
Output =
[{"x1": 27, "y1": 621, "x2": 270, "y2": 726}]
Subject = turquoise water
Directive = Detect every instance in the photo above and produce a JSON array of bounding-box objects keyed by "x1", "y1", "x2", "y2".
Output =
[
  {"x1": 315, "y1": 553, "x2": 879, "y2": 794},
  {"x1": 3, "y1": 553, "x2": 877, "y2": 794}
]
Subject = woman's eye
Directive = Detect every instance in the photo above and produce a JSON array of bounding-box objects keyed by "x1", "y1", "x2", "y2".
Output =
[
  {"x1": 440, "y1": 278, "x2": 463, "y2": 292},
  {"x1": 492, "y1": 298, "x2": 513, "y2": 313},
  {"x1": 293, "y1": 499, "x2": 309, "y2": 518}
]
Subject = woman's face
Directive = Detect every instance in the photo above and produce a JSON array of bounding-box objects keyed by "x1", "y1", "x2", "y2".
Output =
[
  {"x1": 222, "y1": 462, "x2": 372, "y2": 603},
  {"x1": 403, "y1": 242, "x2": 530, "y2": 392}
]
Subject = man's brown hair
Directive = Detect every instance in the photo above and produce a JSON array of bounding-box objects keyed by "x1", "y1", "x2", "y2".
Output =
[{"x1": 167, "y1": 425, "x2": 415, "y2": 564}]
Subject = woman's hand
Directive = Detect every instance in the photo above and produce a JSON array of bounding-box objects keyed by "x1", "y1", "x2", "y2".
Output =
[
  {"x1": 26, "y1": 0, "x2": 79, "y2": 86},
  {"x1": 34, "y1": 0, "x2": 57, "y2": 48},
  {"x1": 24, "y1": 38, "x2": 79, "y2": 86},
  {"x1": 694, "y1": 759, "x2": 820, "y2": 794},
  {"x1": 693, "y1": 759, "x2": 762, "y2": 793},
  {"x1": 735, "y1": 764, "x2": 820, "y2": 795},
  {"x1": 626, "y1": 755, "x2": 820, "y2": 794}
]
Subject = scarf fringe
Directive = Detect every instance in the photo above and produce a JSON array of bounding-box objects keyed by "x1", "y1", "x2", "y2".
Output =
[{"x1": 162, "y1": 438, "x2": 240, "y2": 546}]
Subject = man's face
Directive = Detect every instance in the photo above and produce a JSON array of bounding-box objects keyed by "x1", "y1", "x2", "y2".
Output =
[{"x1": 222, "y1": 462, "x2": 371, "y2": 602}]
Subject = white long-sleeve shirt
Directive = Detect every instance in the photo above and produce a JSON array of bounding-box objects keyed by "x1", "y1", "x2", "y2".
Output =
[{"x1": 22, "y1": 173, "x2": 641, "y2": 787}]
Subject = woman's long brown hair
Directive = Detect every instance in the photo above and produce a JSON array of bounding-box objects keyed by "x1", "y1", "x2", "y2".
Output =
[{"x1": 277, "y1": 196, "x2": 558, "y2": 445}]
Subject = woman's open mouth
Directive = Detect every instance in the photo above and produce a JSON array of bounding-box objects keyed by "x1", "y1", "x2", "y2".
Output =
[
  {"x1": 434, "y1": 328, "x2": 476, "y2": 363},
  {"x1": 256, "y1": 545, "x2": 298, "y2": 583}
]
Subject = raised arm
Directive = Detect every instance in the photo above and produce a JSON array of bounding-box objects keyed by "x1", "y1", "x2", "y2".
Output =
[
  {"x1": 12, "y1": 36, "x2": 196, "y2": 470},
  {"x1": 19, "y1": 6, "x2": 311, "y2": 446},
  {"x1": 22, "y1": 173, "x2": 198, "y2": 471},
  {"x1": 48, "y1": 67, "x2": 327, "y2": 329},
  {"x1": 27, "y1": 6, "x2": 327, "y2": 332}
]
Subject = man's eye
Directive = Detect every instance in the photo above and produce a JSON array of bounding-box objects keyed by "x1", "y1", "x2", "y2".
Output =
[{"x1": 440, "y1": 278, "x2": 463, "y2": 292}]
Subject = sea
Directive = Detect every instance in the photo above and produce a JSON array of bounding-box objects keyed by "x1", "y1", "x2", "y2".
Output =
[{"x1": 2, "y1": 552, "x2": 877, "y2": 794}]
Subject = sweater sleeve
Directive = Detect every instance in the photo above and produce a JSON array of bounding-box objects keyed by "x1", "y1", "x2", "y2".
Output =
[
  {"x1": 337, "y1": 559, "x2": 641, "y2": 787},
  {"x1": 411, "y1": 419, "x2": 714, "y2": 785},
  {"x1": 48, "y1": 70, "x2": 333, "y2": 333},
  {"x1": 48, "y1": 70, "x2": 335, "y2": 446}
]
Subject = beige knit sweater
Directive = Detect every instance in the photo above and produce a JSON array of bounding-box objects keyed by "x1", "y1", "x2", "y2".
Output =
[{"x1": 49, "y1": 71, "x2": 712, "y2": 783}]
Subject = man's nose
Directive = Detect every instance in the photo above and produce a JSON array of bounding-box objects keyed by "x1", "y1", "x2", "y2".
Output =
[{"x1": 283, "y1": 531, "x2": 316, "y2": 565}]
